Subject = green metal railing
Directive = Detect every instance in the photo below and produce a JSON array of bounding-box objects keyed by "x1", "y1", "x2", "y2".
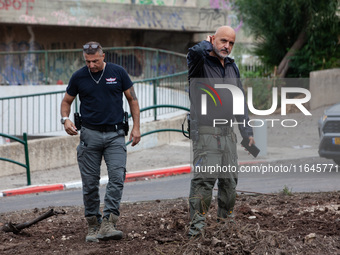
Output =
[
  {"x1": 0, "y1": 71, "x2": 189, "y2": 136},
  {"x1": 133, "y1": 71, "x2": 189, "y2": 121},
  {"x1": 126, "y1": 104, "x2": 190, "y2": 146},
  {"x1": 0, "y1": 47, "x2": 189, "y2": 135},
  {"x1": 0, "y1": 133, "x2": 31, "y2": 185},
  {"x1": 129, "y1": 103, "x2": 189, "y2": 120},
  {"x1": 126, "y1": 129, "x2": 189, "y2": 146},
  {"x1": 0, "y1": 47, "x2": 190, "y2": 186},
  {"x1": 0, "y1": 47, "x2": 187, "y2": 85},
  {"x1": 0, "y1": 91, "x2": 78, "y2": 135}
]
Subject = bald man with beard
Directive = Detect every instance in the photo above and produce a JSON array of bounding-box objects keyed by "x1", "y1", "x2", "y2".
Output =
[{"x1": 187, "y1": 26, "x2": 255, "y2": 238}]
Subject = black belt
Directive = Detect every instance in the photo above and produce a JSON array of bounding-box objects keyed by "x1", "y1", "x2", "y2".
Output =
[{"x1": 82, "y1": 122, "x2": 124, "y2": 132}]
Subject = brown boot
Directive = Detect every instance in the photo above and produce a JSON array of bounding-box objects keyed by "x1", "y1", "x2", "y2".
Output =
[
  {"x1": 85, "y1": 216, "x2": 100, "y2": 242},
  {"x1": 97, "y1": 213, "x2": 123, "y2": 241}
]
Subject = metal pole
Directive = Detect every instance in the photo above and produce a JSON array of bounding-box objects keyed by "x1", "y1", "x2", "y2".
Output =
[
  {"x1": 44, "y1": 51, "x2": 48, "y2": 85},
  {"x1": 253, "y1": 119, "x2": 267, "y2": 156},
  {"x1": 153, "y1": 80, "x2": 157, "y2": 121},
  {"x1": 156, "y1": 49, "x2": 160, "y2": 77},
  {"x1": 153, "y1": 49, "x2": 160, "y2": 121},
  {"x1": 23, "y1": 133, "x2": 31, "y2": 185}
]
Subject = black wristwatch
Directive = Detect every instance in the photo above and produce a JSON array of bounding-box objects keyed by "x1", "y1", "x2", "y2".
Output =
[{"x1": 61, "y1": 117, "x2": 70, "y2": 124}]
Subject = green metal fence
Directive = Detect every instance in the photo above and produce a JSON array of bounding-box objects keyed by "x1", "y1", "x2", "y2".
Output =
[
  {"x1": 133, "y1": 71, "x2": 189, "y2": 122},
  {"x1": 0, "y1": 91, "x2": 78, "y2": 135},
  {"x1": 125, "y1": 104, "x2": 190, "y2": 146},
  {"x1": 0, "y1": 47, "x2": 187, "y2": 85},
  {"x1": 0, "y1": 71, "x2": 189, "y2": 136},
  {"x1": 0, "y1": 132, "x2": 31, "y2": 185},
  {"x1": 0, "y1": 47, "x2": 189, "y2": 136}
]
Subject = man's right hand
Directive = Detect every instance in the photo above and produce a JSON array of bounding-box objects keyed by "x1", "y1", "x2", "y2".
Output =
[{"x1": 64, "y1": 120, "x2": 78, "y2": 136}]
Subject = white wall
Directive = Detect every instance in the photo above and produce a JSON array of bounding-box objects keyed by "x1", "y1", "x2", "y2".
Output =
[{"x1": 310, "y1": 69, "x2": 340, "y2": 110}]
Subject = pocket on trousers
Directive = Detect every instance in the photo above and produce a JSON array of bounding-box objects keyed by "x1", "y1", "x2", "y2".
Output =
[
  {"x1": 194, "y1": 151, "x2": 222, "y2": 179},
  {"x1": 231, "y1": 131, "x2": 237, "y2": 143},
  {"x1": 77, "y1": 141, "x2": 86, "y2": 159},
  {"x1": 117, "y1": 129, "x2": 125, "y2": 137},
  {"x1": 80, "y1": 126, "x2": 87, "y2": 142}
]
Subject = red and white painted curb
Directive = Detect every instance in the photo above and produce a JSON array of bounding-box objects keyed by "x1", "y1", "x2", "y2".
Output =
[
  {"x1": 0, "y1": 160, "x2": 266, "y2": 197},
  {"x1": 0, "y1": 165, "x2": 191, "y2": 197},
  {"x1": 0, "y1": 184, "x2": 65, "y2": 197}
]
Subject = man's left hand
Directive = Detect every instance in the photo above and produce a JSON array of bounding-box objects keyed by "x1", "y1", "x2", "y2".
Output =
[
  {"x1": 129, "y1": 127, "x2": 141, "y2": 146},
  {"x1": 248, "y1": 136, "x2": 255, "y2": 146}
]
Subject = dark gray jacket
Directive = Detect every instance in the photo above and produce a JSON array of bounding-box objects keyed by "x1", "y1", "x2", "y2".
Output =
[{"x1": 187, "y1": 40, "x2": 253, "y2": 138}]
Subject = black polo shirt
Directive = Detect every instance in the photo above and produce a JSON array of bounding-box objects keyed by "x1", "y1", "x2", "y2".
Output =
[{"x1": 67, "y1": 62, "x2": 133, "y2": 125}]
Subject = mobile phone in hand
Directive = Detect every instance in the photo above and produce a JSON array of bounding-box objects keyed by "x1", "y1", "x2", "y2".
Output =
[{"x1": 241, "y1": 138, "x2": 260, "y2": 158}]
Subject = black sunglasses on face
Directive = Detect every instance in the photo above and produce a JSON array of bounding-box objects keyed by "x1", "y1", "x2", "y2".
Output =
[{"x1": 83, "y1": 44, "x2": 101, "y2": 50}]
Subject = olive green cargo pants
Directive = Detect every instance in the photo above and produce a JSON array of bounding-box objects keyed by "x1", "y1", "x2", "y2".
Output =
[{"x1": 189, "y1": 126, "x2": 238, "y2": 236}]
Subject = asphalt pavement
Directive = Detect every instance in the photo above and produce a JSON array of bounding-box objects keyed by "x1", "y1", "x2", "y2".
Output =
[
  {"x1": 0, "y1": 136, "x2": 322, "y2": 197},
  {"x1": 1, "y1": 156, "x2": 339, "y2": 213},
  {"x1": 1, "y1": 106, "x2": 336, "y2": 198}
]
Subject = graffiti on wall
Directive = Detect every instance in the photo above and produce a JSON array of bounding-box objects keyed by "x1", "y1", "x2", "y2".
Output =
[
  {"x1": 48, "y1": 9, "x2": 136, "y2": 27},
  {"x1": 0, "y1": 1, "x2": 242, "y2": 85},
  {"x1": 150, "y1": 53, "x2": 178, "y2": 75},
  {"x1": 17, "y1": 8, "x2": 186, "y2": 30},
  {"x1": 0, "y1": 40, "x2": 42, "y2": 52},
  {"x1": 0, "y1": 42, "x2": 187, "y2": 85},
  {"x1": 210, "y1": 0, "x2": 235, "y2": 9},
  {"x1": 99, "y1": 0, "x2": 184, "y2": 6},
  {"x1": 206, "y1": 0, "x2": 243, "y2": 31},
  {"x1": 0, "y1": 0, "x2": 35, "y2": 14},
  {"x1": 135, "y1": 9, "x2": 184, "y2": 30},
  {"x1": 105, "y1": 52, "x2": 143, "y2": 77},
  {"x1": 1, "y1": 0, "x2": 241, "y2": 31},
  {"x1": 0, "y1": 41, "x2": 42, "y2": 85},
  {"x1": 0, "y1": 41, "x2": 82, "y2": 85},
  {"x1": 196, "y1": 9, "x2": 242, "y2": 31},
  {"x1": 138, "y1": 0, "x2": 164, "y2": 5}
]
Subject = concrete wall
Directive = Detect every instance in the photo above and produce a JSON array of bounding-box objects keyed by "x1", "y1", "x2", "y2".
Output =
[
  {"x1": 0, "y1": 0, "x2": 246, "y2": 54},
  {"x1": 0, "y1": 1, "x2": 240, "y2": 32},
  {"x1": 0, "y1": 24, "x2": 194, "y2": 53},
  {"x1": 0, "y1": 113, "x2": 187, "y2": 177},
  {"x1": 309, "y1": 68, "x2": 340, "y2": 110}
]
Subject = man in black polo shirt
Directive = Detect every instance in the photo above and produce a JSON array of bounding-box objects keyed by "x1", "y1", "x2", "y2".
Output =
[{"x1": 60, "y1": 41, "x2": 140, "y2": 242}]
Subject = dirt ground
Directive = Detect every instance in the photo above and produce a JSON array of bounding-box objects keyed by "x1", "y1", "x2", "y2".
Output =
[{"x1": 1, "y1": 191, "x2": 339, "y2": 255}]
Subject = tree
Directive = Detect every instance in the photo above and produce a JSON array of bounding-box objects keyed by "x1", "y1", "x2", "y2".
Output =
[{"x1": 236, "y1": 0, "x2": 340, "y2": 77}]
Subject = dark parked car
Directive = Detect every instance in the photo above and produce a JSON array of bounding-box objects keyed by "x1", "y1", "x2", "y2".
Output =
[{"x1": 318, "y1": 103, "x2": 340, "y2": 165}]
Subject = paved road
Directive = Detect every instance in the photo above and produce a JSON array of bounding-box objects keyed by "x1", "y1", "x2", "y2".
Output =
[{"x1": 0, "y1": 157, "x2": 339, "y2": 213}]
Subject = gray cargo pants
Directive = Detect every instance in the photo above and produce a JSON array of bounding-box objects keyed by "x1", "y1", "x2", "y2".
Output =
[
  {"x1": 189, "y1": 126, "x2": 238, "y2": 235},
  {"x1": 77, "y1": 126, "x2": 126, "y2": 221}
]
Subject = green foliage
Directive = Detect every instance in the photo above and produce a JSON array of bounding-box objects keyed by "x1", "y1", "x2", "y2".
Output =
[
  {"x1": 242, "y1": 78, "x2": 280, "y2": 111},
  {"x1": 288, "y1": 1, "x2": 340, "y2": 77},
  {"x1": 281, "y1": 185, "x2": 293, "y2": 196},
  {"x1": 236, "y1": 0, "x2": 340, "y2": 77},
  {"x1": 240, "y1": 65, "x2": 270, "y2": 78},
  {"x1": 232, "y1": 41, "x2": 271, "y2": 78}
]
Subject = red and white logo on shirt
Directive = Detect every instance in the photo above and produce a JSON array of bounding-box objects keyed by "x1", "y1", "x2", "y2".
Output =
[{"x1": 106, "y1": 77, "x2": 117, "y2": 84}]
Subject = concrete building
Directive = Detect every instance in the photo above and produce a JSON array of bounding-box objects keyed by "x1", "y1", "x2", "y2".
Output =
[{"x1": 0, "y1": 0, "x2": 250, "y2": 53}]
